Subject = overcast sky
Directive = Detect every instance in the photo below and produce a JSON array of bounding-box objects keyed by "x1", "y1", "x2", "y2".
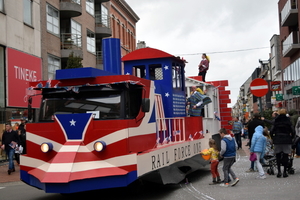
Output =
[{"x1": 125, "y1": 0, "x2": 279, "y2": 107}]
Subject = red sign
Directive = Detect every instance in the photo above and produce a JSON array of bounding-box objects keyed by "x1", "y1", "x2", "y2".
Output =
[
  {"x1": 7, "y1": 48, "x2": 42, "y2": 108},
  {"x1": 270, "y1": 81, "x2": 281, "y2": 91},
  {"x1": 250, "y1": 78, "x2": 269, "y2": 97}
]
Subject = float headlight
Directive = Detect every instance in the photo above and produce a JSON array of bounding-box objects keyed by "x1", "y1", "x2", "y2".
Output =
[
  {"x1": 94, "y1": 141, "x2": 106, "y2": 152},
  {"x1": 41, "y1": 142, "x2": 53, "y2": 153}
]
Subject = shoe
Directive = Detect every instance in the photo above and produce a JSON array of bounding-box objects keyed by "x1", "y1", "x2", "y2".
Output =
[
  {"x1": 7, "y1": 169, "x2": 12, "y2": 175},
  {"x1": 283, "y1": 172, "x2": 288, "y2": 178},
  {"x1": 246, "y1": 168, "x2": 255, "y2": 173},
  {"x1": 231, "y1": 178, "x2": 239, "y2": 186},
  {"x1": 219, "y1": 183, "x2": 229, "y2": 187},
  {"x1": 277, "y1": 173, "x2": 282, "y2": 178},
  {"x1": 12, "y1": 168, "x2": 15, "y2": 172},
  {"x1": 256, "y1": 175, "x2": 266, "y2": 179},
  {"x1": 209, "y1": 181, "x2": 217, "y2": 185},
  {"x1": 216, "y1": 179, "x2": 222, "y2": 183}
]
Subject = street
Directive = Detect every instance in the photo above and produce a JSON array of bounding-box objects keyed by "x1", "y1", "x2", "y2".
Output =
[{"x1": 1, "y1": 142, "x2": 300, "y2": 200}]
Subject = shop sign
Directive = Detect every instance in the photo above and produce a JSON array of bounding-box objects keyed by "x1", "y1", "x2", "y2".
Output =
[
  {"x1": 6, "y1": 48, "x2": 42, "y2": 108},
  {"x1": 276, "y1": 94, "x2": 284, "y2": 101},
  {"x1": 270, "y1": 81, "x2": 281, "y2": 91},
  {"x1": 292, "y1": 86, "x2": 300, "y2": 95}
]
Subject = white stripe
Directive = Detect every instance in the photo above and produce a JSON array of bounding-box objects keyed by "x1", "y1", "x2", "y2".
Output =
[
  {"x1": 250, "y1": 85, "x2": 268, "y2": 90},
  {"x1": 21, "y1": 154, "x2": 137, "y2": 173}
]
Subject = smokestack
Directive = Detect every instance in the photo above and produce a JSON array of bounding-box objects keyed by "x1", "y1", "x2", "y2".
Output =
[{"x1": 102, "y1": 38, "x2": 121, "y2": 75}]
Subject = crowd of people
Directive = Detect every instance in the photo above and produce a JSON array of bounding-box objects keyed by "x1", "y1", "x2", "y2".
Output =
[{"x1": 202, "y1": 108, "x2": 299, "y2": 187}]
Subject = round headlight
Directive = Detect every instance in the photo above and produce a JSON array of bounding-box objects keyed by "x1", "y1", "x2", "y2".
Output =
[
  {"x1": 41, "y1": 142, "x2": 53, "y2": 153},
  {"x1": 94, "y1": 141, "x2": 106, "y2": 152}
]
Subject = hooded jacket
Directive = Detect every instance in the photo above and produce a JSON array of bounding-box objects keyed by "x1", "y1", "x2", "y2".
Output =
[
  {"x1": 250, "y1": 126, "x2": 267, "y2": 158},
  {"x1": 220, "y1": 134, "x2": 237, "y2": 157}
]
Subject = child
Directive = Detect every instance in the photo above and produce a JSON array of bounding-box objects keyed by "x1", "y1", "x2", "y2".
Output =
[
  {"x1": 200, "y1": 139, "x2": 221, "y2": 185},
  {"x1": 219, "y1": 128, "x2": 239, "y2": 187},
  {"x1": 250, "y1": 125, "x2": 267, "y2": 179}
]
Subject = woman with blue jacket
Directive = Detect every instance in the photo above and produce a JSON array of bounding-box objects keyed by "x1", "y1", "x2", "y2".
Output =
[{"x1": 250, "y1": 125, "x2": 267, "y2": 179}]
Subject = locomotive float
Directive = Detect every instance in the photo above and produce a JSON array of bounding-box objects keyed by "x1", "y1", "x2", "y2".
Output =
[{"x1": 20, "y1": 39, "x2": 231, "y2": 193}]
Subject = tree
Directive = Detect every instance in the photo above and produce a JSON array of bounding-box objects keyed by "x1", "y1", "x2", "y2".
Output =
[{"x1": 66, "y1": 52, "x2": 83, "y2": 69}]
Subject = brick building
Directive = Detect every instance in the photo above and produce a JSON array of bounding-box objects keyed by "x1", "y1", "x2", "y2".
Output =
[
  {"x1": 278, "y1": 0, "x2": 300, "y2": 111},
  {"x1": 0, "y1": 0, "x2": 139, "y2": 123}
]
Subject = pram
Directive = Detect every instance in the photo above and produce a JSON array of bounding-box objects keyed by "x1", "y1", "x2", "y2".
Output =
[{"x1": 263, "y1": 152, "x2": 295, "y2": 175}]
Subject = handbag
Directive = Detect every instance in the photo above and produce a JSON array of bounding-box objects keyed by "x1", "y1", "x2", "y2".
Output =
[
  {"x1": 249, "y1": 135, "x2": 263, "y2": 161},
  {"x1": 249, "y1": 153, "x2": 257, "y2": 161}
]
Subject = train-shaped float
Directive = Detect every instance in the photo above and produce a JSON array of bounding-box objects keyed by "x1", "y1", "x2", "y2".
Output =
[{"x1": 20, "y1": 38, "x2": 231, "y2": 194}]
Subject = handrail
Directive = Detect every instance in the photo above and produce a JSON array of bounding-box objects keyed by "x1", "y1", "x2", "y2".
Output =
[
  {"x1": 95, "y1": 13, "x2": 111, "y2": 28},
  {"x1": 61, "y1": 33, "x2": 82, "y2": 50}
]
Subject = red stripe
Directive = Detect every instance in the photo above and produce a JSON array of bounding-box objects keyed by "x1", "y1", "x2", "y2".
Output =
[{"x1": 28, "y1": 164, "x2": 137, "y2": 183}]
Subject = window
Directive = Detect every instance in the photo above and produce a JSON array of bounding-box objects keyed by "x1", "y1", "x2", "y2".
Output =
[
  {"x1": 149, "y1": 64, "x2": 163, "y2": 80},
  {"x1": 23, "y1": 0, "x2": 32, "y2": 25},
  {"x1": 47, "y1": 4, "x2": 59, "y2": 35},
  {"x1": 101, "y1": 5, "x2": 109, "y2": 27},
  {"x1": 48, "y1": 55, "x2": 60, "y2": 80},
  {"x1": 87, "y1": 29, "x2": 95, "y2": 53},
  {"x1": 86, "y1": 0, "x2": 94, "y2": 16},
  {"x1": 0, "y1": 0, "x2": 4, "y2": 12},
  {"x1": 72, "y1": 0, "x2": 81, "y2": 4},
  {"x1": 71, "y1": 20, "x2": 82, "y2": 47}
]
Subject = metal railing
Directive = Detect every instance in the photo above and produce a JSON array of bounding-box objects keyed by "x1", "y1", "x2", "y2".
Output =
[
  {"x1": 96, "y1": 51, "x2": 103, "y2": 64},
  {"x1": 95, "y1": 13, "x2": 111, "y2": 28},
  {"x1": 281, "y1": 0, "x2": 297, "y2": 23},
  {"x1": 61, "y1": 33, "x2": 82, "y2": 50},
  {"x1": 282, "y1": 31, "x2": 299, "y2": 54},
  {"x1": 60, "y1": 0, "x2": 81, "y2": 5}
]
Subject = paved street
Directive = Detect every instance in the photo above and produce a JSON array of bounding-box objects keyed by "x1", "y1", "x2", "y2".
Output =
[{"x1": 0, "y1": 140, "x2": 300, "y2": 200}]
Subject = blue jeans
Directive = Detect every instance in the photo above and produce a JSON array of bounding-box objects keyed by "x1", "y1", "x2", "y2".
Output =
[{"x1": 5, "y1": 148, "x2": 15, "y2": 170}]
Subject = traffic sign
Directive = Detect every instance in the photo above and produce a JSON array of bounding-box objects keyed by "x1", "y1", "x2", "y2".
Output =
[{"x1": 250, "y1": 78, "x2": 269, "y2": 97}]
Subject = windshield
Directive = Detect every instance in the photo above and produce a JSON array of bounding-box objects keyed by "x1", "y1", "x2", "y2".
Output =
[{"x1": 38, "y1": 86, "x2": 142, "y2": 121}]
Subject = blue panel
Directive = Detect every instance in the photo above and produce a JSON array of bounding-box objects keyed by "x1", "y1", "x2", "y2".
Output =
[
  {"x1": 102, "y1": 38, "x2": 121, "y2": 75},
  {"x1": 21, "y1": 170, "x2": 138, "y2": 194},
  {"x1": 56, "y1": 67, "x2": 116, "y2": 80},
  {"x1": 55, "y1": 113, "x2": 92, "y2": 140}
]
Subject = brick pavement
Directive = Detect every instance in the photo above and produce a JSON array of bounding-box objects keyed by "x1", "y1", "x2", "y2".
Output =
[{"x1": 0, "y1": 160, "x2": 21, "y2": 183}]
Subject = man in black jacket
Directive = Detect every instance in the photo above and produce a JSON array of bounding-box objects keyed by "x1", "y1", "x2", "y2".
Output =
[
  {"x1": 246, "y1": 113, "x2": 264, "y2": 172},
  {"x1": 1, "y1": 123, "x2": 20, "y2": 175}
]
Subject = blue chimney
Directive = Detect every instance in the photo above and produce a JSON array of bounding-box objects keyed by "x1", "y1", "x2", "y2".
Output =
[{"x1": 102, "y1": 38, "x2": 122, "y2": 75}]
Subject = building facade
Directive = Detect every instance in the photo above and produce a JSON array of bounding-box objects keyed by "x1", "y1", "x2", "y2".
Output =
[
  {"x1": 279, "y1": 0, "x2": 300, "y2": 111},
  {"x1": 0, "y1": 0, "x2": 139, "y2": 124}
]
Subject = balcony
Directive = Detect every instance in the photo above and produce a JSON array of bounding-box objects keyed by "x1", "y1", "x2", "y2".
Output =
[
  {"x1": 60, "y1": 0, "x2": 82, "y2": 18},
  {"x1": 282, "y1": 31, "x2": 300, "y2": 57},
  {"x1": 95, "y1": 13, "x2": 112, "y2": 37},
  {"x1": 60, "y1": 33, "x2": 83, "y2": 58},
  {"x1": 281, "y1": 0, "x2": 298, "y2": 26},
  {"x1": 95, "y1": 0, "x2": 110, "y2": 2}
]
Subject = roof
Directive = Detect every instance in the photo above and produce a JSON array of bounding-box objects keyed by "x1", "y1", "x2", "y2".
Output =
[{"x1": 122, "y1": 47, "x2": 184, "y2": 63}]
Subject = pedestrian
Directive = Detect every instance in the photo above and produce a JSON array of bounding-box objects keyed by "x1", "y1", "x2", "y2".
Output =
[
  {"x1": 294, "y1": 116, "x2": 300, "y2": 158},
  {"x1": 200, "y1": 139, "x2": 222, "y2": 185},
  {"x1": 1, "y1": 123, "x2": 20, "y2": 175},
  {"x1": 231, "y1": 117, "x2": 243, "y2": 150},
  {"x1": 187, "y1": 86, "x2": 203, "y2": 117},
  {"x1": 198, "y1": 53, "x2": 210, "y2": 82},
  {"x1": 18, "y1": 118, "x2": 27, "y2": 154},
  {"x1": 250, "y1": 125, "x2": 267, "y2": 179},
  {"x1": 246, "y1": 113, "x2": 264, "y2": 172},
  {"x1": 270, "y1": 109, "x2": 295, "y2": 178},
  {"x1": 219, "y1": 128, "x2": 239, "y2": 187}
]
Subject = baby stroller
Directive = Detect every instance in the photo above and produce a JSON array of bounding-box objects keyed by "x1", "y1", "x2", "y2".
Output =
[
  {"x1": 263, "y1": 155, "x2": 277, "y2": 175},
  {"x1": 263, "y1": 152, "x2": 295, "y2": 175}
]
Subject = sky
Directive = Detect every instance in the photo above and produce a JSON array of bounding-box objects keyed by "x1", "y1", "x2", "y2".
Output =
[{"x1": 125, "y1": 0, "x2": 279, "y2": 107}]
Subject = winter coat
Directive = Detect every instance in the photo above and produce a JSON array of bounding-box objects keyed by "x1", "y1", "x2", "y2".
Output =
[
  {"x1": 271, "y1": 114, "x2": 295, "y2": 144},
  {"x1": 250, "y1": 126, "x2": 267, "y2": 158}
]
